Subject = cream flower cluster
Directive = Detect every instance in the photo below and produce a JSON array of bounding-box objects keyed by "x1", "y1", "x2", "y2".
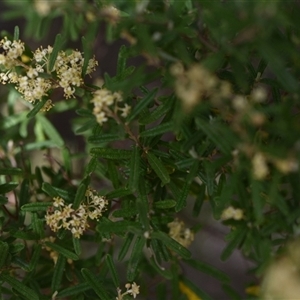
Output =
[
  {"x1": 221, "y1": 206, "x2": 244, "y2": 221},
  {"x1": 170, "y1": 62, "x2": 232, "y2": 111},
  {"x1": 116, "y1": 282, "x2": 140, "y2": 299},
  {"x1": 0, "y1": 37, "x2": 98, "y2": 110},
  {"x1": 91, "y1": 88, "x2": 131, "y2": 125},
  {"x1": 167, "y1": 218, "x2": 194, "y2": 248},
  {"x1": 45, "y1": 187, "x2": 108, "y2": 238}
]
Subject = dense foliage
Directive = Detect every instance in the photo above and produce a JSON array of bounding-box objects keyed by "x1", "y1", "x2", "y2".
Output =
[{"x1": 0, "y1": 1, "x2": 300, "y2": 299}]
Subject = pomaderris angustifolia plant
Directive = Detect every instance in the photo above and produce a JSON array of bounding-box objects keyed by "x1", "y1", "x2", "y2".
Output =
[{"x1": 0, "y1": 1, "x2": 300, "y2": 299}]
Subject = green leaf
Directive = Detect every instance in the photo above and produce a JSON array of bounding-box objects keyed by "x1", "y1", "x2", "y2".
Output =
[
  {"x1": 118, "y1": 232, "x2": 134, "y2": 261},
  {"x1": 116, "y1": 45, "x2": 128, "y2": 77},
  {"x1": 221, "y1": 227, "x2": 247, "y2": 261},
  {"x1": 72, "y1": 236, "x2": 81, "y2": 256},
  {"x1": 90, "y1": 148, "x2": 131, "y2": 160},
  {"x1": 45, "y1": 242, "x2": 79, "y2": 261},
  {"x1": 0, "y1": 168, "x2": 23, "y2": 176},
  {"x1": 137, "y1": 177, "x2": 150, "y2": 230},
  {"x1": 21, "y1": 202, "x2": 52, "y2": 212},
  {"x1": 140, "y1": 122, "x2": 173, "y2": 137},
  {"x1": 13, "y1": 25, "x2": 19, "y2": 40},
  {"x1": 107, "y1": 160, "x2": 119, "y2": 189},
  {"x1": 196, "y1": 118, "x2": 234, "y2": 155},
  {"x1": 85, "y1": 156, "x2": 98, "y2": 175},
  {"x1": 73, "y1": 178, "x2": 89, "y2": 209},
  {"x1": 42, "y1": 182, "x2": 59, "y2": 198},
  {"x1": 0, "y1": 241, "x2": 9, "y2": 268},
  {"x1": 29, "y1": 244, "x2": 41, "y2": 272},
  {"x1": 128, "y1": 146, "x2": 140, "y2": 192},
  {"x1": 51, "y1": 254, "x2": 66, "y2": 292},
  {"x1": 105, "y1": 254, "x2": 120, "y2": 288},
  {"x1": 37, "y1": 114, "x2": 64, "y2": 147},
  {"x1": 19, "y1": 179, "x2": 30, "y2": 207},
  {"x1": 139, "y1": 95, "x2": 175, "y2": 125},
  {"x1": 26, "y1": 98, "x2": 48, "y2": 119},
  {"x1": 148, "y1": 256, "x2": 173, "y2": 279},
  {"x1": 127, "y1": 88, "x2": 158, "y2": 122},
  {"x1": 88, "y1": 134, "x2": 120, "y2": 144},
  {"x1": 97, "y1": 220, "x2": 141, "y2": 233},
  {"x1": 81, "y1": 268, "x2": 110, "y2": 300},
  {"x1": 175, "y1": 182, "x2": 190, "y2": 212},
  {"x1": 147, "y1": 152, "x2": 170, "y2": 186},
  {"x1": 0, "y1": 182, "x2": 18, "y2": 194},
  {"x1": 48, "y1": 34, "x2": 63, "y2": 72},
  {"x1": 152, "y1": 231, "x2": 191, "y2": 259},
  {"x1": 0, "y1": 273, "x2": 39, "y2": 300},
  {"x1": 127, "y1": 236, "x2": 146, "y2": 281},
  {"x1": 180, "y1": 277, "x2": 213, "y2": 300},
  {"x1": 0, "y1": 195, "x2": 8, "y2": 204},
  {"x1": 185, "y1": 259, "x2": 230, "y2": 282},
  {"x1": 58, "y1": 282, "x2": 90, "y2": 298},
  {"x1": 251, "y1": 180, "x2": 264, "y2": 224},
  {"x1": 106, "y1": 188, "x2": 132, "y2": 199},
  {"x1": 154, "y1": 200, "x2": 176, "y2": 209},
  {"x1": 31, "y1": 212, "x2": 44, "y2": 238}
]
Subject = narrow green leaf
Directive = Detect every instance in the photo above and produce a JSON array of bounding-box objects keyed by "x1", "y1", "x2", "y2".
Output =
[
  {"x1": 13, "y1": 25, "x2": 19, "y2": 40},
  {"x1": 29, "y1": 244, "x2": 41, "y2": 271},
  {"x1": 127, "y1": 236, "x2": 146, "y2": 281},
  {"x1": 105, "y1": 254, "x2": 120, "y2": 288},
  {"x1": 0, "y1": 168, "x2": 23, "y2": 176},
  {"x1": 185, "y1": 259, "x2": 230, "y2": 282},
  {"x1": 48, "y1": 34, "x2": 63, "y2": 72},
  {"x1": 81, "y1": 36, "x2": 91, "y2": 76},
  {"x1": 19, "y1": 179, "x2": 30, "y2": 207},
  {"x1": 118, "y1": 232, "x2": 134, "y2": 261},
  {"x1": 97, "y1": 220, "x2": 141, "y2": 233},
  {"x1": 0, "y1": 273, "x2": 39, "y2": 300},
  {"x1": 152, "y1": 231, "x2": 191, "y2": 259},
  {"x1": 193, "y1": 184, "x2": 206, "y2": 217},
  {"x1": 26, "y1": 98, "x2": 48, "y2": 118},
  {"x1": 0, "y1": 241, "x2": 9, "y2": 268},
  {"x1": 45, "y1": 242, "x2": 79, "y2": 261},
  {"x1": 221, "y1": 227, "x2": 247, "y2": 261},
  {"x1": 154, "y1": 200, "x2": 176, "y2": 209},
  {"x1": 107, "y1": 160, "x2": 119, "y2": 189},
  {"x1": 58, "y1": 282, "x2": 90, "y2": 297},
  {"x1": 42, "y1": 182, "x2": 59, "y2": 198},
  {"x1": 75, "y1": 119, "x2": 96, "y2": 134},
  {"x1": 175, "y1": 182, "x2": 190, "y2": 212},
  {"x1": 148, "y1": 256, "x2": 173, "y2": 279},
  {"x1": 73, "y1": 181, "x2": 88, "y2": 210},
  {"x1": 73, "y1": 236, "x2": 81, "y2": 256},
  {"x1": 0, "y1": 182, "x2": 18, "y2": 194},
  {"x1": 128, "y1": 146, "x2": 140, "y2": 192},
  {"x1": 140, "y1": 96, "x2": 174, "y2": 125},
  {"x1": 31, "y1": 213, "x2": 44, "y2": 238},
  {"x1": 117, "y1": 45, "x2": 128, "y2": 76},
  {"x1": 21, "y1": 202, "x2": 52, "y2": 212},
  {"x1": 81, "y1": 268, "x2": 110, "y2": 300},
  {"x1": 137, "y1": 177, "x2": 150, "y2": 230},
  {"x1": 51, "y1": 254, "x2": 66, "y2": 292},
  {"x1": 37, "y1": 114, "x2": 64, "y2": 147},
  {"x1": 90, "y1": 148, "x2": 131, "y2": 160},
  {"x1": 88, "y1": 134, "x2": 120, "y2": 144},
  {"x1": 180, "y1": 277, "x2": 213, "y2": 300},
  {"x1": 252, "y1": 180, "x2": 264, "y2": 224},
  {"x1": 128, "y1": 88, "x2": 158, "y2": 122},
  {"x1": 147, "y1": 152, "x2": 170, "y2": 185},
  {"x1": 140, "y1": 122, "x2": 173, "y2": 137},
  {"x1": 76, "y1": 108, "x2": 94, "y2": 117},
  {"x1": 106, "y1": 188, "x2": 132, "y2": 199},
  {"x1": 85, "y1": 156, "x2": 98, "y2": 175}
]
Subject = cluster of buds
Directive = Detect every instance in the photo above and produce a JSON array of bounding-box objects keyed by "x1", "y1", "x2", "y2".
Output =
[
  {"x1": 170, "y1": 62, "x2": 232, "y2": 112},
  {"x1": 116, "y1": 282, "x2": 140, "y2": 299},
  {"x1": 91, "y1": 88, "x2": 131, "y2": 125},
  {"x1": 45, "y1": 187, "x2": 108, "y2": 238},
  {"x1": 0, "y1": 37, "x2": 98, "y2": 110},
  {"x1": 221, "y1": 206, "x2": 244, "y2": 221},
  {"x1": 167, "y1": 218, "x2": 194, "y2": 248}
]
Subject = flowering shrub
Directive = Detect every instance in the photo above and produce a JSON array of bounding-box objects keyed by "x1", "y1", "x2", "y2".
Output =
[{"x1": 0, "y1": 1, "x2": 300, "y2": 299}]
